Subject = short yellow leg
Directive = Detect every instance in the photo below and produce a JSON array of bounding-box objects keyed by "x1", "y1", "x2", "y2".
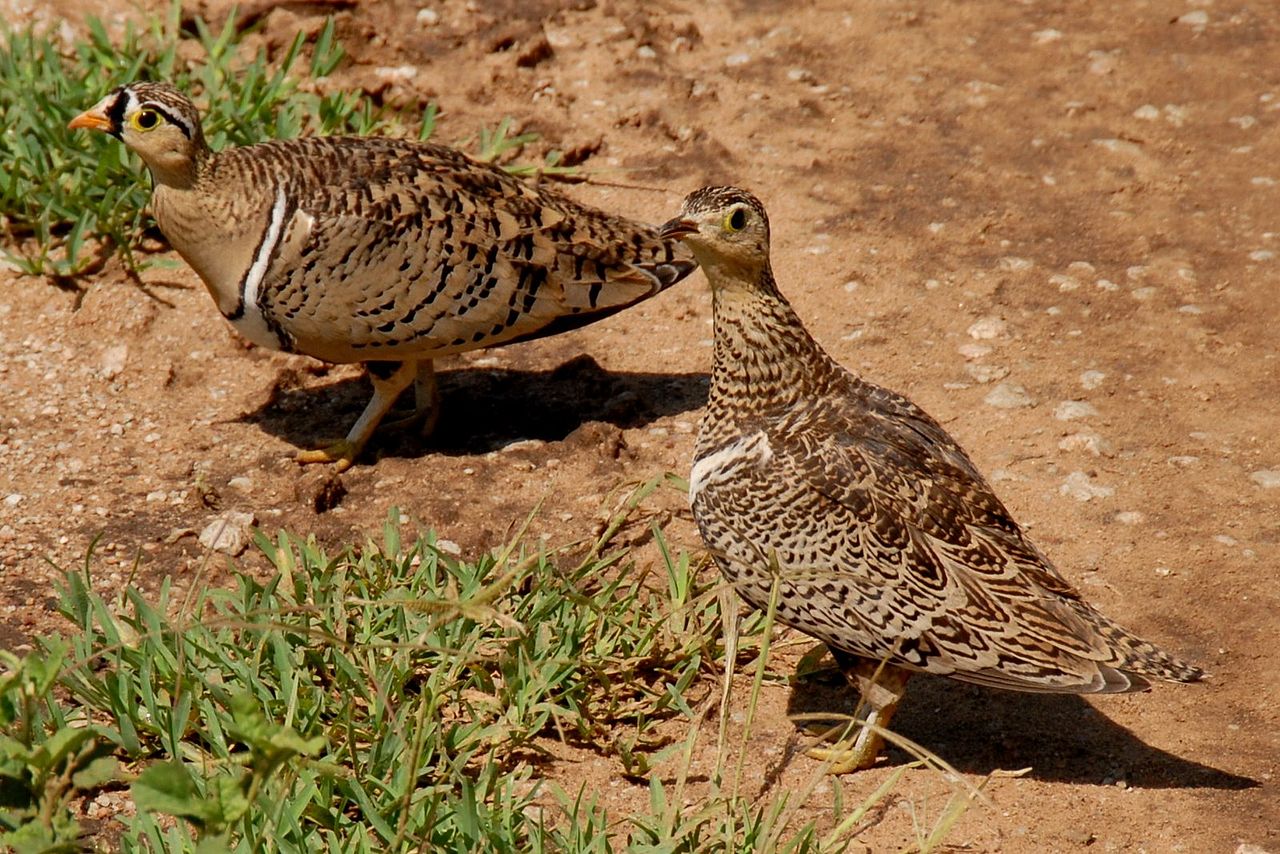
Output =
[
  {"x1": 380, "y1": 360, "x2": 440, "y2": 437},
  {"x1": 807, "y1": 655, "x2": 912, "y2": 773},
  {"x1": 296, "y1": 360, "x2": 418, "y2": 472}
]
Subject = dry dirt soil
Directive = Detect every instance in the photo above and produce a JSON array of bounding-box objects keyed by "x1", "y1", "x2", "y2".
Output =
[{"x1": 2, "y1": 0, "x2": 1279, "y2": 850}]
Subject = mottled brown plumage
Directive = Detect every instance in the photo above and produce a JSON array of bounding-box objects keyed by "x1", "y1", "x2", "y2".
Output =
[
  {"x1": 660, "y1": 186, "x2": 1202, "y2": 771},
  {"x1": 69, "y1": 82, "x2": 695, "y2": 470}
]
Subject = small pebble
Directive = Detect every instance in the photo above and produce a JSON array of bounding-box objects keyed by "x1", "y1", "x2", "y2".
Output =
[
  {"x1": 1058, "y1": 432, "x2": 1112, "y2": 456},
  {"x1": 1249, "y1": 470, "x2": 1280, "y2": 489},
  {"x1": 1079, "y1": 370, "x2": 1107, "y2": 390},
  {"x1": 965, "y1": 363, "x2": 1009, "y2": 384},
  {"x1": 984, "y1": 382, "x2": 1035, "y2": 409},
  {"x1": 1060, "y1": 471, "x2": 1114, "y2": 502},
  {"x1": 1054, "y1": 400, "x2": 1099, "y2": 421},
  {"x1": 198, "y1": 511, "x2": 256, "y2": 556},
  {"x1": 1114, "y1": 511, "x2": 1145, "y2": 525},
  {"x1": 967, "y1": 317, "x2": 1008, "y2": 340}
]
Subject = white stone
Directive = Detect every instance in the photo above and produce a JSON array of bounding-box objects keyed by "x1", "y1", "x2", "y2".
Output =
[
  {"x1": 957, "y1": 343, "x2": 991, "y2": 360},
  {"x1": 967, "y1": 317, "x2": 1008, "y2": 340},
  {"x1": 1133, "y1": 104, "x2": 1160, "y2": 120},
  {"x1": 965, "y1": 363, "x2": 1008, "y2": 384},
  {"x1": 416, "y1": 8, "x2": 440, "y2": 26},
  {"x1": 1079, "y1": 370, "x2": 1106, "y2": 390},
  {"x1": 1054, "y1": 400, "x2": 1099, "y2": 421},
  {"x1": 984, "y1": 383, "x2": 1035, "y2": 409},
  {"x1": 100, "y1": 344, "x2": 128, "y2": 380},
  {"x1": 1060, "y1": 471, "x2": 1114, "y2": 502},
  {"x1": 1249, "y1": 470, "x2": 1280, "y2": 489},
  {"x1": 998, "y1": 256, "x2": 1034, "y2": 272},
  {"x1": 198, "y1": 511, "x2": 256, "y2": 556},
  {"x1": 1058, "y1": 432, "x2": 1112, "y2": 456},
  {"x1": 1177, "y1": 10, "x2": 1209, "y2": 26}
]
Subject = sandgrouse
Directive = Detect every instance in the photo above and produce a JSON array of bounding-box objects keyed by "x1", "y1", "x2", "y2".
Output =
[
  {"x1": 69, "y1": 82, "x2": 695, "y2": 471},
  {"x1": 660, "y1": 187, "x2": 1202, "y2": 771}
]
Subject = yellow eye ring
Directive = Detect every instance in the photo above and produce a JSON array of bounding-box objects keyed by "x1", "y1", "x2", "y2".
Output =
[
  {"x1": 131, "y1": 109, "x2": 161, "y2": 131},
  {"x1": 723, "y1": 207, "x2": 747, "y2": 232}
]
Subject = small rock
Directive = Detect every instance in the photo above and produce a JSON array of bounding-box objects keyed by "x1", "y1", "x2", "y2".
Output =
[
  {"x1": 435, "y1": 539, "x2": 462, "y2": 556},
  {"x1": 1167, "y1": 455, "x2": 1199, "y2": 467},
  {"x1": 957, "y1": 343, "x2": 991, "y2": 360},
  {"x1": 984, "y1": 383, "x2": 1035, "y2": 409},
  {"x1": 725, "y1": 53, "x2": 751, "y2": 67},
  {"x1": 965, "y1": 363, "x2": 1009, "y2": 384},
  {"x1": 227, "y1": 476, "x2": 254, "y2": 493},
  {"x1": 1054, "y1": 400, "x2": 1099, "y2": 421},
  {"x1": 998, "y1": 256, "x2": 1034, "y2": 272},
  {"x1": 1058, "y1": 432, "x2": 1112, "y2": 456},
  {"x1": 1176, "y1": 10, "x2": 1209, "y2": 26},
  {"x1": 100, "y1": 344, "x2": 128, "y2": 380},
  {"x1": 373, "y1": 65, "x2": 417, "y2": 83},
  {"x1": 967, "y1": 317, "x2": 1008, "y2": 340},
  {"x1": 1249, "y1": 470, "x2": 1280, "y2": 489},
  {"x1": 198, "y1": 511, "x2": 256, "y2": 556},
  {"x1": 416, "y1": 8, "x2": 440, "y2": 26},
  {"x1": 1114, "y1": 510, "x2": 1145, "y2": 525},
  {"x1": 1060, "y1": 471, "x2": 1114, "y2": 502},
  {"x1": 1234, "y1": 845, "x2": 1272, "y2": 854},
  {"x1": 1031, "y1": 29, "x2": 1063, "y2": 44},
  {"x1": 1133, "y1": 104, "x2": 1160, "y2": 120},
  {"x1": 1079, "y1": 370, "x2": 1106, "y2": 390},
  {"x1": 3, "y1": 493, "x2": 23, "y2": 508}
]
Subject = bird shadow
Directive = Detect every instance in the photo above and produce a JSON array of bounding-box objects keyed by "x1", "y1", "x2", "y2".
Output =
[
  {"x1": 246, "y1": 354, "x2": 710, "y2": 457},
  {"x1": 786, "y1": 665, "x2": 1257, "y2": 790}
]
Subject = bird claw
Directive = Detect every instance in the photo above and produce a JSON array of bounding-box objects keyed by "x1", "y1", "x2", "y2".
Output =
[
  {"x1": 296, "y1": 439, "x2": 358, "y2": 473},
  {"x1": 804, "y1": 722, "x2": 885, "y2": 774}
]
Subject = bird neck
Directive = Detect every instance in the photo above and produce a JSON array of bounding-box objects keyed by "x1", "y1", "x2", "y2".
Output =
[
  {"x1": 143, "y1": 138, "x2": 211, "y2": 190},
  {"x1": 705, "y1": 265, "x2": 843, "y2": 426}
]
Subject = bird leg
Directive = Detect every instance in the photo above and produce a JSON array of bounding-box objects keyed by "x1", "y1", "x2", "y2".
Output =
[
  {"x1": 807, "y1": 652, "x2": 912, "y2": 773},
  {"x1": 380, "y1": 359, "x2": 441, "y2": 437},
  {"x1": 296, "y1": 359, "x2": 418, "y2": 473}
]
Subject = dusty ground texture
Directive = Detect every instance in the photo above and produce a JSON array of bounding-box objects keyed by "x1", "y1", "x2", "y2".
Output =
[{"x1": 2, "y1": 0, "x2": 1279, "y2": 849}]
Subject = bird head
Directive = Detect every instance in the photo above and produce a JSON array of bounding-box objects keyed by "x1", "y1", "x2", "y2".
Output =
[
  {"x1": 68, "y1": 82, "x2": 206, "y2": 186},
  {"x1": 659, "y1": 186, "x2": 772, "y2": 288}
]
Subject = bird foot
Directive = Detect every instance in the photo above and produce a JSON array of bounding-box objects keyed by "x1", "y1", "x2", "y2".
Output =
[
  {"x1": 805, "y1": 725, "x2": 886, "y2": 774},
  {"x1": 296, "y1": 439, "x2": 358, "y2": 473}
]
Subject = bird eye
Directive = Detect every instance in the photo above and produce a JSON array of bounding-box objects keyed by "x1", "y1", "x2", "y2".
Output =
[
  {"x1": 132, "y1": 109, "x2": 160, "y2": 131},
  {"x1": 723, "y1": 207, "x2": 748, "y2": 233}
]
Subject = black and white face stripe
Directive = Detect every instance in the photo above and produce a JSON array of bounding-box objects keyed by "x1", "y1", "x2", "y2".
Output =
[{"x1": 110, "y1": 84, "x2": 197, "y2": 139}]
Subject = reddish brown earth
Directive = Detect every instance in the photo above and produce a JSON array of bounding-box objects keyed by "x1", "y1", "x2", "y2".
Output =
[{"x1": 1, "y1": 0, "x2": 1278, "y2": 849}]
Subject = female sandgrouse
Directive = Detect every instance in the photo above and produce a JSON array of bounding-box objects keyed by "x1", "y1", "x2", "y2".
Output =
[
  {"x1": 69, "y1": 82, "x2": 695, "y2": 471},
  {"x1": 660, "y1": 186, "x2": 1202, "y2": 771}
]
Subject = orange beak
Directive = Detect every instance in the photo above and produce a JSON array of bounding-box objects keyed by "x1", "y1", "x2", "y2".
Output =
[{"x1": 67, "y1": 107, "x2": 114, "y2": 132}]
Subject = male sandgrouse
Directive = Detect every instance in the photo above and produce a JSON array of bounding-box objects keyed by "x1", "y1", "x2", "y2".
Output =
[
  {"x1": 69, "y1": 82, "x2": 695, "y2": 471},
  {"x1": 660, "y1": 186, "x2": 1202, "y2": 771}
]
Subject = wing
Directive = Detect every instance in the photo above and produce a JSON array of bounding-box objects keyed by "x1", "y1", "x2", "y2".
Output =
[
  {"x1": 224, "y1": 137, "x2": 695, "y2": 362},
  {"x1": 696, "y1": 377, "x2": 1170, "y2": 693}
]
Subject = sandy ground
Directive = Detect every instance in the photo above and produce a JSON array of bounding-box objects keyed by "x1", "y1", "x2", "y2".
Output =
[{"x1": 1, "y1": 0, "x2": 1278, "y2": 849}]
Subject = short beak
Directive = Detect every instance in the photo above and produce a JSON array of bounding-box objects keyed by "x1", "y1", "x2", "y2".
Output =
[
  {"x1": 659, "y1": 216, "x2": 698, "y2": 241},
  {"x1": 68, "y1": 102, "x2": 115, "y2": 133}
]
